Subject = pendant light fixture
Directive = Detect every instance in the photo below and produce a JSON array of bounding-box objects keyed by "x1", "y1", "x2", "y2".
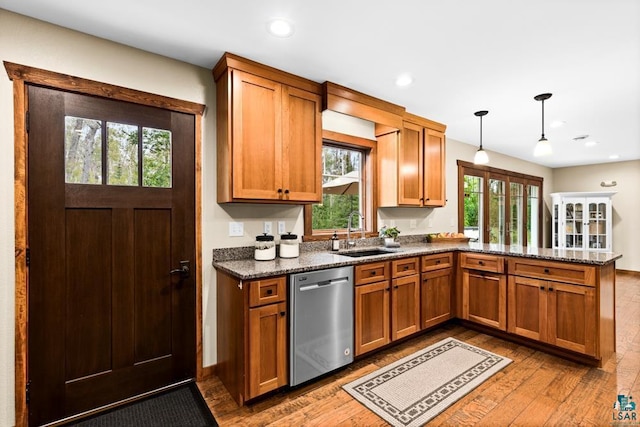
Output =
[
  {"x1": 534, "y1": 93, "x2": 552, "y2": 157},
  {"x1": 473, "y1": 110, "x2": 489, "y2": 165}
]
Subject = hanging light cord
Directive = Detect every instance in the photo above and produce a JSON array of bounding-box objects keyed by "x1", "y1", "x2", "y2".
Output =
[
  {"x1": 479, "y1": 114, "x2": 484, "y2": 149},
  {"x1": 540, "y1": 98, "x2": 546, "y2": 141}
]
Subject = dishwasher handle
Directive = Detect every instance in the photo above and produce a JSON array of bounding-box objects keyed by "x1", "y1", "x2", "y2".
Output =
[{"x1": 298, "y1": 277, "x2": 350, "y2": 292}]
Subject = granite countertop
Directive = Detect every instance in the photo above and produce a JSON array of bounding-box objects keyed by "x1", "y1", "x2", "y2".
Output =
[{"x1": 212, "y1": 241, "x2": 623, "y2": 280}]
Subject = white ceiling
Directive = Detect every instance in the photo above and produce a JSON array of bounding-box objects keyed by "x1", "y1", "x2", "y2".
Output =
[{"x1": 2, "y1": 0, "x2": 639, "y2": 168}]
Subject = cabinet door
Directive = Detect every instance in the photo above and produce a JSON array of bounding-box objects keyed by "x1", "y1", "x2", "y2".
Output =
[
  {"x1": 423, "y1": 128, "x2": 446, "y2": 207},
  {"x1": 232, "y1": 70, "x2": 283, "y2": 200},
  {"x1": 421, "y1": 268, "x2": 452, "y2": 329},
  {"x1": 562, "y1": 198, "x2": 585, "y2": 249},
  {"x1": 248, "y1": 302, "x2": 287, "y2": 399},
  {"x1": 355, "y1": 281, "x2": 390, "y2": 356},
  {"x1": 462, "y1": 269, "x2": 507, "y2": 331},
  {"x1": 281, "y1": 86, "x2": 322, "y2": 202},
  {"x1": 547, "y1": 282, "x2": 596, "y2": 356},
  {"x1": 398, "y1": 122, "x2": 423, "y2": 206},
  {"x1": 391, "y1": 275, "x2": 420, "y2": 340},
  {"x1": 507, "y1": 275, "x2": 546, "y2": 341}
]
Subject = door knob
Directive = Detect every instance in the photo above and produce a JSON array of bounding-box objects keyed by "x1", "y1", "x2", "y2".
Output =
[{"x1": 170, "y1": 260, "x2": 190, "y2": 280}]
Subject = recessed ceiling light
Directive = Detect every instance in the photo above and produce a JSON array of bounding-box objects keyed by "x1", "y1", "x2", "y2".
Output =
[
  {"x1": 268, "y1": 19, "x2": 294, "y2": 37},
  {"x1": 609, "y1": 154, "x2": 620, "y2": 160},
  {"x1": 550, "y1": 120, "x2": 566, "y2": 128},
  {"x1": 395, "y1": 74, "x2": 413, "y2": 87},
  {"x1": 584, "y1": 140, "x2": 599, "y2": 147}
]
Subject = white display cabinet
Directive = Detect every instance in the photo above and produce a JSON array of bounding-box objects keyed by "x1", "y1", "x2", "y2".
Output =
[{"x1": 551, "y1": 191, "x2": 616, "y2": 251}]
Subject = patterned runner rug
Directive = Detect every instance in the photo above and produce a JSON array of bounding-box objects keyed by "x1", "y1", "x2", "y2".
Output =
[{"x1": 343, "y1": 337, "x2": 512, "y2": 427}]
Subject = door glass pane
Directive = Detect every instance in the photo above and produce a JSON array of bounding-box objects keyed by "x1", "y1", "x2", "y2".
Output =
[
  {"x1": 588, "y1": 202, "x2": 606, "y2": 249},
  {"x1": 107, "y1": 122, "x2": 139, "y2": 186},
  {"x1": 489, "y1": 178, "x2": 506, "y2": 244},
  {"x1": 463, "y1": 175, "x2": 483, "y2": 242},
  {"x1": 528, "y1": 185, "x2": 540, "y2": 248},
  {"x1": 565, "y1": 202, "x2": 584, "y2": 249},
  {"x1": 510, "y1": 182, "x2": 523, "y2": 246},
  {"x1": 64, "y1": 116, "x2": 102, "y2": 184},
  {"x1": 312, "y1": 145, "x2": 362, "y2": 231},
  {"x1": 142, "y1": 127, "x2": 172, "y2": 188}
]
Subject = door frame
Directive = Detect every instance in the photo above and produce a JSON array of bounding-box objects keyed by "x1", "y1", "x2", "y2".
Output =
[{"x1": 4, "y1": 62, "x2": 206, "y2": 427}]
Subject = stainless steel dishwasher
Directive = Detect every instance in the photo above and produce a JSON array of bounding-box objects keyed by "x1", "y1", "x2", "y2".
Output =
[{"x1": 289, "y1": 266, "x2": 354, "y2": 386}]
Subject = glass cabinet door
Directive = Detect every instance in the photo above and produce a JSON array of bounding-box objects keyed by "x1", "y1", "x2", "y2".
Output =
[
  {"x1": 564, "y1": 199, "x2": 584, "y2": 249},
  {"x1": 588, "y1": 201, "x2": 607, "y2": 249}
]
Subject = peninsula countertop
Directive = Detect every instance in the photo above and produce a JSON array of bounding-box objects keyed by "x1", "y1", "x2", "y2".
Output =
[{"x1": 212, "y1": 242, "x2": 622, "y2": 280}]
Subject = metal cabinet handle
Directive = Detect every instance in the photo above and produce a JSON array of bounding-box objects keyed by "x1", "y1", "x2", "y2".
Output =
[
  {"x1": 266, "y1": 289, "x2": 273, "y2": 295},
  {"x1": 544, "y1": 268, "x2": 550, "y2": 274},
  {"x1": 478, "y1": 261, "x2": 485, "y2": 266}
]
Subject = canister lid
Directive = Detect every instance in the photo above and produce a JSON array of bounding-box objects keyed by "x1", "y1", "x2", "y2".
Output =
[
  {"x1": 256, "y1": 233, "x2": 274, "y2": 241},
  {"x1": 280, "y1": 232, "x2": 298, "y2": 240}
]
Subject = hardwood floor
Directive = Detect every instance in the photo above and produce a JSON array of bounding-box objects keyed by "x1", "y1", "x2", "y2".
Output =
[{"x1": 198, "y1": 271, "x2": 640, "y2": 426}]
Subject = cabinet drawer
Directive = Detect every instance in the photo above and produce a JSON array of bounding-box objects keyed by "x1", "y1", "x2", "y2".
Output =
[
  {"x1": 392, "y1": 257, "x2": 420, "y2": 278},
  {"x1": 422, "y1": 252, "x2": 453, "y2": 272},
  {"x1": 355, "y1": 261, "x2": 391, "y2": 285},
  {"x1": 460, "y1": 253, "x2": 504, "y2": 273},
  {"x1": 248, "y1": 276, "x2": 287, "y2": 307},
  {"x1": 507, "y1": 258, "x2": 596, "y2": 286}
]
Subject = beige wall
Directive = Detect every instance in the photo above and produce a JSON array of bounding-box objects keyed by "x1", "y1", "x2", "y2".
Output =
[
  {"x1": 0, "y1": 9, "x2": 631, "y2": 427},
  {"x1": 553, "y1": 160, "x2": 640, "y2": 271}
]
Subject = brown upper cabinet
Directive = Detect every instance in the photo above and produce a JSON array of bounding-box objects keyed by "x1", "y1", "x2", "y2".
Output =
[
  {"x1": 378, "y1": 112, "x2": 447, "y2": 207},
  {"x1": 213, "y1": 53, "x2": 447, "y2": 206},
  {"x1": 213, "y1": 53, "x2": 323, "y2": 203}
]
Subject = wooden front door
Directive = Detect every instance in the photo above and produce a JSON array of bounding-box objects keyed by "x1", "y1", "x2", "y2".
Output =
[{"x1": 27, "y1": 85, "x2": 196, "y2": 426}]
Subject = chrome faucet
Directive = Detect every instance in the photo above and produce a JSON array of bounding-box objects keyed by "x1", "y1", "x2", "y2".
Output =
[{"x1": 347, "y1": 211, "x2": 365, "y2": 248}]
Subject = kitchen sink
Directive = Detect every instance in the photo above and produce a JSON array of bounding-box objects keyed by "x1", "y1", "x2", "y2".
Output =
[{"x1": 338, "y1": 248, "x2": 399, "y2": 258}]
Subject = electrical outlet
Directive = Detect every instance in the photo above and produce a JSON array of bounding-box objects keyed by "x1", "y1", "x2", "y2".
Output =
[
  {"x1": 263, "y1": 221, "x2": 273, "y2": 235},
  {"x1": 229, "y1": 221, "x2": 244, "y2": 237},
  {"x1": 390, "y1": 220, "x2": 396, "y2": 227},
  {"x1": 450, "y1": 217, "x2": 455, "y2": 227},
  {"x1": 278, "y1": 221, "x2": 286, "y2": 235},
  {"x1": 410, "y1": 219, "x2": 417, "y2": 229},
  {"x1": 428, "y1": 218, "x2": 433, "y2": 228}
]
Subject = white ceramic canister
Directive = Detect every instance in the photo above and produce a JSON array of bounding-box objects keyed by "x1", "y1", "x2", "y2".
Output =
[
  {"x1": 254, "y1": 233, "x2": 276, "y2": 261},
  {"x1": 279, "y1": 232, "x2": 299, "y2": 258}
]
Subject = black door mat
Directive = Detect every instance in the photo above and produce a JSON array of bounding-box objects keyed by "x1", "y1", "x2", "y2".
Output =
[{"x1": 65, "y1": 382, "x2": 218, "y2": 426}]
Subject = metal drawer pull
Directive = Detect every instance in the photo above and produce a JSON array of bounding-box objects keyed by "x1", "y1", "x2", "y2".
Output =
[{"x1": 266, "y1": 289, "x2": 273, "y2": 295}]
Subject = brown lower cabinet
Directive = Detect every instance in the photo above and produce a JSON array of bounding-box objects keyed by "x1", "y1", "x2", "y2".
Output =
[
  {"x1": 215, "y1": 250, "x2": 615, "y2": 405},
  {"x1": 354, "y1": 257, "x2": 422, "y2": 356},
  {"x1": 507, "y1": 263, "x2": 598, "y2": 357},
  {"x1": 460, "y1": 253, "x2": 507, "y2": 331},
  {"x1": 421, "y1": 252, "x2": 454, "y2": 329},
  {"x1": 216, "y1": 271, "x2": 288, "y2": 405}
]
